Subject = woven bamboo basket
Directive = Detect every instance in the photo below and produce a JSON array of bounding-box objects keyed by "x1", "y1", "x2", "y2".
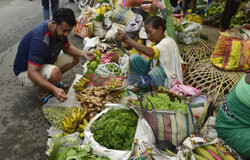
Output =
[
  {"x1": 178, "y1": 39, "x2": 215, "y2": 64},
  {"x1": 183, "y1": 59, "x2": 245, "y2": 106}
]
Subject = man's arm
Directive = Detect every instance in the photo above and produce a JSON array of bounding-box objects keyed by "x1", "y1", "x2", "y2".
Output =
[
  {"x1": 62, "y1": 44, "x2": 95, "y2": 61},
  {"x1": 27, "y1": 63, "x2": 68, "y2": 101}
]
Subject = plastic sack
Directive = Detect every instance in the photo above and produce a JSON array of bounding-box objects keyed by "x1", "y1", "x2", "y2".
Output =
[
  {"x1": 95, "y1": 62, "x2": 121, "y2": 78},
  {"x1": 177, "y1": 31, "x2": 200, "y2": 45},
  {"x1": 129, "y1": 139, "x2": 177, "y2": 160},
  {"x1": 170, "y1": 78, "x2": 200, "y2": 97},
  {"x1": 93, "y1": 21, "x2": 109, "y2": 39},
  {"x1": 199, "y1": 116, "x2": 218, "y2": 139},
  {"x1": 103, "y1": 11, "x2": 112, "y2": 28},
  {"x1": 105, "y1": 23, "x2": 125, "y2": 42},
  {"x1": 74, "y1": 16, "x2": 93, "y2": 39},
  {"x1": 119, "y1": 54, "x2": 130, "y2": 75},
  {"x1": 177, "y1": 21, "x2": 202, "y2": 45},
  {"x1": 42, "y1": 97, "x2": 81, "y2": 129},
  {"x1": 210, "y1": 30, "x2": 250, "y2": 71},
  {"x1": 83, "y1": 104, "x2": 156, "y2": 160},
  {"x1": 189, "y1": 95, "x2": 210, "y2": 130},
  {"x1": 135, "y1": 90, "x2": 196, "y2": 147},
  {"x1": 109, "y1": 4, "x2": 134, "y2": 25},
  {"x1": 83, "y1": 37, "x2": 100, "y2": 51},
  {"x1": 46, "y1": 132, "x2": 82, "y2": 157},
  {"x1": 125, "y1": 14, "x2": 143, "y2": 33}
]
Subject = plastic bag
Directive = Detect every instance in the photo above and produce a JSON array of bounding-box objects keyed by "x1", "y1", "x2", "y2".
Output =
[
  {"x1": 119, "y1": 54, "x2": 130, "y2": 75},
  {"x1": 83, "y1": 37, "x2": 100, "y2": 51},
  {"x1": 129, "y1": 139, "x2": 177, "y2": 160},
  {"x1": 210, "y1": 30, "x2": 250, "y2": 71},
  {"x1": 42, "y1": 97, "x2": 82, "y2": 129},
  {"x1": 46, "y1": 132, "x2": 82, "y2": 157},
  {"x1": 105, "y1": 23, "x2": 125, "y2": 42},
  {"x1": 74, "y1": 16, "x2": 93, "y2": 38},
  {"x1": 95, "y1": 62, "x2": 121, "y2": 78},
  {"x1": 83, "y1": 104, "x2": 156, "y2": 160},
  {"x1": 93, "y1": 21, "x2": 109, "y2": 39},
  {"x1": 177, "y1": 21, "x2": 202, "y2": 45},
  {"x1": 125, "y1": 14, "x2": 143, "y2": 33}
]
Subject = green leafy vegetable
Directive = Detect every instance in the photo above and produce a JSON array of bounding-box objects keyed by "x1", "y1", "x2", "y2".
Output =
[
  {"x1": 90, "y1": 108, "x2": 138, "y2": 150},
  {"x1": 132, "y1": 93, "x2": 188, "y2": 114},
  {"x1": 56, "y1": 143, "x2": 109, "y2": 160}
]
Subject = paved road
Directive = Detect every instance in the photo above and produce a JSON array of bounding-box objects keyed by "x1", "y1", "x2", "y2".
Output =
[{"x1": 0, "y1": 0, "x2": 84, "y2": 159}]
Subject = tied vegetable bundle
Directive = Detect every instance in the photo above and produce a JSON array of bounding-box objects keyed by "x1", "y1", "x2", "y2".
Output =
[
  {"x1": 132, "y1": 93, "x2": 188, "y2": 114},
  {"x1": 90, "y1": 108, "x2": 138, "y2": 150}
]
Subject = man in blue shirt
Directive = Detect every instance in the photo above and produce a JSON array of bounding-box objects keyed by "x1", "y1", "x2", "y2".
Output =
[{"x1": 13, "y1": 8, "x2": 95, "y2": 103}]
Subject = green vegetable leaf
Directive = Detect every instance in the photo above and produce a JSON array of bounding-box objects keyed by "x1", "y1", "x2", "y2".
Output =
[{"x1": 66, "y1": 149, "x2": 77, "y2": 156}]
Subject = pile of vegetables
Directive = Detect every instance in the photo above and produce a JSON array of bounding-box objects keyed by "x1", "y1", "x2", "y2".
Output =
[
  {"x1": 55, "y1": 143, "x2": 110, "y2": 160},
  {"x1": 75, "y1": 86, "x2": 124, "y2": 120},
  {"x1": 105, "y1": 64, "x2": 121, "y2": 76},
  {"x1": 85, "y1": 50, "x2": 102, "y2": 76},
  {"x1": 132, "y1": 93, "x2": 188, "y2": 114},
  {"x1": 230, "y1": 11, "x2": 247, "y2": 29},
  {"x1": 201, "y1": 2, "x2": 224, "y2": 18},
  {"x1": 100, "y1": 48, "x2": 124, "y2": 64},
  {"x1": 90, "y1": 108, "x2": 138, "y2": 150},
  {"x1": 196, "y1": 0, "x2": 208, "y2": 13},
  {"x1": 175, "y1": 22, "x2": 190, "y2": 32},
  {"x1": 104, "y1": 76, "x2": 124, "y2": 89}
]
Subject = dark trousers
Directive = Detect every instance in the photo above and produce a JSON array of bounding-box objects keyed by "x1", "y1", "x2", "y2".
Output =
[
  {"x1": 42, "y1": 0, "x2": 59, "y2": 20},
  {"x1": 182, "y1": 0, "x2": 197, "y2": 13},
  {"x1": 221, "y1": 0, "x2": 240, "y2": 29}
]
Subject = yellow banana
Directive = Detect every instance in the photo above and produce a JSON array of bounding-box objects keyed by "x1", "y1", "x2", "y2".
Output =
[
  {"x1": 72, "y1": 109, "x2": 77, "y2": 120},
  {"x1": 80, "y1": 132, "x2": 84, "y2": 138},
  {"x1": 80, "y1": 111, "x2": 88, "y2": 121},
  {"x1": 64, "y1": 116, "x2": 72, "y2": 125},
  {"x1": 62, "y1": 131, "x2": 70, "y2": 136},
  {"x1": 76, "y1": 108, "x2": 81, "y2": 121},
  {"x1": 62, "y1": 121, "x2": 69, "y2": 128},
  {"x1": 83, "y1": 119, "x2": 89, "y2": 126},
  {"x1": 194, "y1": 147, "x2": 216, "y2": 160},
  {"x1": 78, "y1": 124, "x2": 87, "y2": 132}
]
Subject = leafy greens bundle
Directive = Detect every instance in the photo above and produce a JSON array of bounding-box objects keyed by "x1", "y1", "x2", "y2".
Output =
[{"x1": 90, "y1": 108, "x2": 138, "y2": 150}]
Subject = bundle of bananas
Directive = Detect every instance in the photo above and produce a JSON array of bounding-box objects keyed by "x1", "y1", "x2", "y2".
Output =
[
  {"x1": 193, "y1": 144, "x2": 236, "y2": 160},
  {"x1": 43, "y1": 106, "x2": 78, "y2": 129},
  {"x1": 73, "y1": 77, "x2": 88, "y2": 92},
  {"x1": 61, "y1": 108, "x2": 89, "y2": 138}
]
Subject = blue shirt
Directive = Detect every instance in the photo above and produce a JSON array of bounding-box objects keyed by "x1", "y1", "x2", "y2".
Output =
[{"x1": 13, "y1": 20, "x2": 69, "y2": 76}]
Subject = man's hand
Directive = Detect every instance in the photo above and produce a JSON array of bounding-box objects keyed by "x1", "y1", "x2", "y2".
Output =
[
  {"x1": 82, "y1": 51, "x2": 96, "y2": 61},
  {"x1": 53, "y1": 87, "x2": 68, "y2": 102},
  {"x1": 115, "y1": 29, "x2": 128, "y2": 42}
]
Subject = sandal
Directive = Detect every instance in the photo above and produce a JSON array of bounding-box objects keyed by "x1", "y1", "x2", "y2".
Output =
[
  {"x1": 56, "y1": 82, "x2": 68, "y2": 90},
  {"x1": 38, "y1": 94, "x2": 54, "y2": 104}
]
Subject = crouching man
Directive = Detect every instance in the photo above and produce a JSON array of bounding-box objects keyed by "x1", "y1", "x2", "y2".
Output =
[{"x1": 13, "y1": 8, "x2": 95, "y2": 103}]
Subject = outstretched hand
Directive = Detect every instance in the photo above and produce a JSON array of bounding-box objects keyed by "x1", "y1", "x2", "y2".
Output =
[
  {"x1": 82, "y1": 51, "x2": 96, "y2": 61},
  {"x1": 53, "y1": 88, "x2": 68, "y2": 102}
]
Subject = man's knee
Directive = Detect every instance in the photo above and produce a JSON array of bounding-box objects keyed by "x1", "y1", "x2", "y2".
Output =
[{"x1": 50, "y1": 67, "x2": 61, "y2": 82}]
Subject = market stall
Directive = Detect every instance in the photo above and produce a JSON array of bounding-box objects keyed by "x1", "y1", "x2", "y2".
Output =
[{"x1": 42, "y1": 0, "x2": 249, "y2": 159}]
